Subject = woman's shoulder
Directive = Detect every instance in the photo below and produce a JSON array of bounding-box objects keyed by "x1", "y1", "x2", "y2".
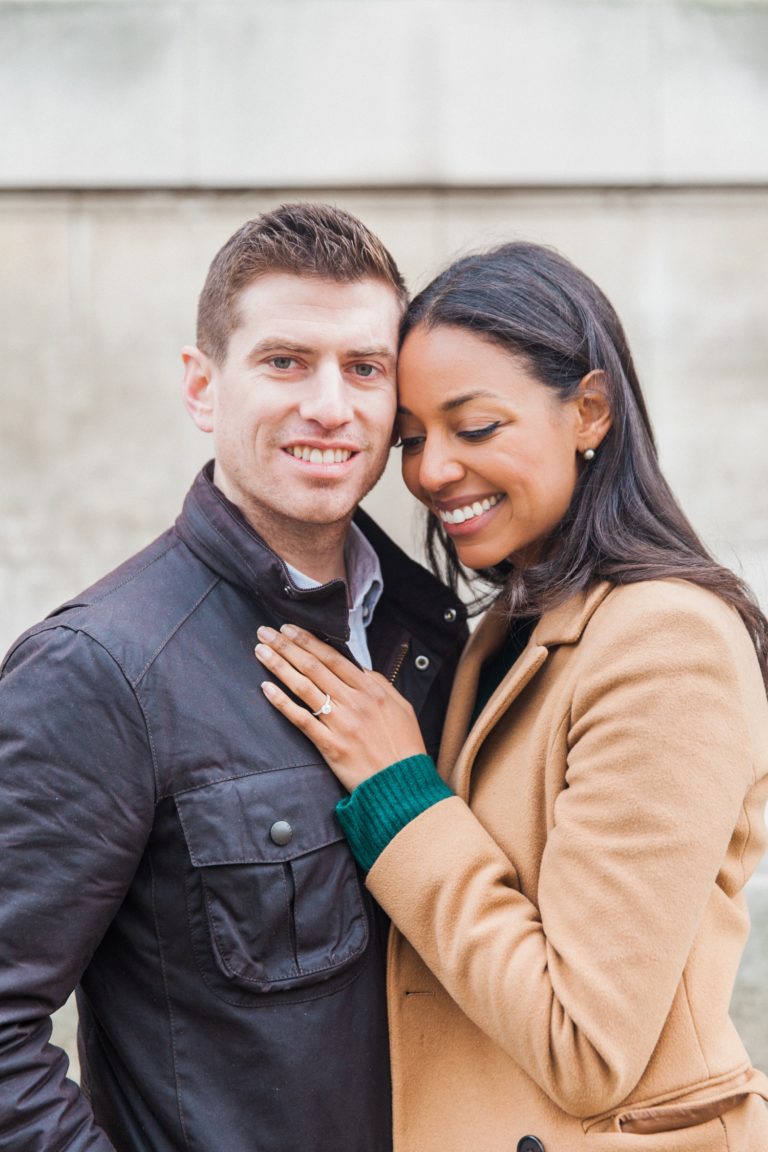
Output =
[
  {"x1": 598, "y1": 577, "x2": 746, "y2": 635},
  {"x1": 583, "y1": 577, "x2": 762, "y2": 686}
]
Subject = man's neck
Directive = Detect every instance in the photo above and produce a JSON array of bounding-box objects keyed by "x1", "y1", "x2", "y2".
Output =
[{"x1": 281, "y1": 535, "x2": 348, "y2": 586}]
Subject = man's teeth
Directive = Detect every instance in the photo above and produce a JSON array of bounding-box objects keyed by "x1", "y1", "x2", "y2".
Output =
[
  {"x1": 438, "y1": 494, "x2": 503, "y2": 525},
  {"x1": 286, "y1": 446, "x2": 352, "y2": 464}
]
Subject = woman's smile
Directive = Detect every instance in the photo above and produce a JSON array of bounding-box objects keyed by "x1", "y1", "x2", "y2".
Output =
[{"x1": 435, "y1": 493, "x2": 505, "y2": 533}]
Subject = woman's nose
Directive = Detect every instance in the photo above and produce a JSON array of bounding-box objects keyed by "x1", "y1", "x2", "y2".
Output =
[{"x1": 417, "y1": 439, "x2": 465, "y2": 493}]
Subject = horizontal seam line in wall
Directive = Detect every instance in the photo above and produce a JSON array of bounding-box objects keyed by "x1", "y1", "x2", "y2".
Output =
[{"x1": 3, "y1": 182, "x2": 768, "y2": 197}]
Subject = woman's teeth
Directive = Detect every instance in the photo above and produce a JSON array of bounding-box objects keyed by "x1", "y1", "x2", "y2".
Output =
[
  {"x1": 438, "y1": 494, "x2": 503, "y2": 525},
  {"x1": 286, "y1": 446, "x2": 352, "y2": 464}
]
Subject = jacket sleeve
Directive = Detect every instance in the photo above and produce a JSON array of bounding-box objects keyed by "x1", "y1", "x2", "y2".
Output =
[
  {"x1": 365, "y1": 586, "x2": 767, "y2": 1116},
  {"x1": 0, "y1": 625, "x2": 157, "y2": 1151}
]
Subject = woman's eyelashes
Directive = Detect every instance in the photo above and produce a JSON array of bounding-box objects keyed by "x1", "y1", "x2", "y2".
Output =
[
  {"x1": 458, "y1": 421, "x2": 502, "y2": 441},
  {"x1": 395, "y1": 421, "x2": 502, "y2": 452},
  {"x1": 395, "y1": 434, "x2": 425, "y2": 452}
]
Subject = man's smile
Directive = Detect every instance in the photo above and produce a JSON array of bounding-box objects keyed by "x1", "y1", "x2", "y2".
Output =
[{"x1": 283, "y1": 443, "x2": 356, "y2": 465}]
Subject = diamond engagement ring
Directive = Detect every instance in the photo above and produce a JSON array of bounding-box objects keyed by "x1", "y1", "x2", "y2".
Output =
[{"x1": 311, "y1": 693, "x2": 333, "y2": 717}]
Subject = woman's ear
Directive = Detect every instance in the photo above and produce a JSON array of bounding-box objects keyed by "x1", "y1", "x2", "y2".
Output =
[
  {"x1": 180, "y1": 346, "x2": 216, "y2": 433},
  {"x1": 575, "y1": 369, "x2": 612, "y2": 453}
]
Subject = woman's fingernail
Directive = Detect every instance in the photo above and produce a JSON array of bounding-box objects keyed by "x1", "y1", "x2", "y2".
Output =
[
  {"x1": 257, "y1": 626, "x2": 276, "y2": 642},
  {"x1": 261, "y1": 681, "x2": 277, "y2": 698},
  {"x1": 281, "y1": 624, "x2": 298, "y2": 639},
  {"x1": 254, "y1": 644, "x2": 271, "y2": 661}
]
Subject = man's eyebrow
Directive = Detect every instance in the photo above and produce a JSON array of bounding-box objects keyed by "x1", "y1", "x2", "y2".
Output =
[
  {"x1": 246, "y1": 339, "x2": 313, "y2": 362},
  {"x1": 397, "y1": 390, "x2": 497, "y2": 415},
  {"x1": 347, "y1": 346, "x2": 396, "y2": 361},
  {"x1": 245, "y1": 341, "x2": 396, "y2": 363}
]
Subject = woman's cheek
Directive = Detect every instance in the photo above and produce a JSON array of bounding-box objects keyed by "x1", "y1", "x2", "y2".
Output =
[{"x1": 400, "y1": 455, "x2": 426, "y2": 503}]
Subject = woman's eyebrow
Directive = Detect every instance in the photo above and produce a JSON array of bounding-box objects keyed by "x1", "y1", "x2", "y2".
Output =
[{"x1": 397, "y1": 390, "x2": 497, "y2": 416}]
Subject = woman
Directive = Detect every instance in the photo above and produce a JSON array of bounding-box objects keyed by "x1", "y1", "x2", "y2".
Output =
[{"x1": 254, "y1": 242, "x2": 768, "y2": 1150}]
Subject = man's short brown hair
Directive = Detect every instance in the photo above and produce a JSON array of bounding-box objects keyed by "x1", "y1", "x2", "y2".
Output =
[{"x1": 197, "y1": 202, "x2": 408, "y2": 363}]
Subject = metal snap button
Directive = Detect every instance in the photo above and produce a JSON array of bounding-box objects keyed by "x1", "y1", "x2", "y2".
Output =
[
  {"x1": 443, "y1": 607, "x2": 457, "y2": 623},
  {"x1": 414, "y1": 654, "x2": 430, "y2": 671},
  {"x1": 269, "y1": 820, "x2": 293, "y2": 846},
  {"x1": 516, "y1": 1137, "x2": 545, "y2": 1152}
]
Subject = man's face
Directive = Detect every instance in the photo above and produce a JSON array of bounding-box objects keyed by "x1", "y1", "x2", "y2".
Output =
[{"x1": 183, "y1": 273, "x2": 401, "y2": 558}]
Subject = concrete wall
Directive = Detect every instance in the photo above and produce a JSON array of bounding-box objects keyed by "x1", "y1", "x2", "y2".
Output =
[
  {"x1": 1, "y1": 0, "x2": 767, "y2": 1090},
  {"x1": 2, "y1": 0, "x2": 768, "y2": 187}
]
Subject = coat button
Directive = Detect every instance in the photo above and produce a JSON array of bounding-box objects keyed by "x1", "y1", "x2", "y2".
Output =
[
  {"x1": 517, "y1": 1137, "x2": 545, "y2": 1152},
  {"x1": 269, "y1": 820, "x2": 293, "y2": 846},
  {"x1": 443, "y1": 607, "x2": 457, "y2": 623},
  {"x1": 414, "y1": 654, "x2": 430, "y2": 671}
]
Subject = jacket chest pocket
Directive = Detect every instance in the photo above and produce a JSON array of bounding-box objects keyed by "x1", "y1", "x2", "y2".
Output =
[{"x1": 175, "y1": 764, "x2": 368, "y2": 999}]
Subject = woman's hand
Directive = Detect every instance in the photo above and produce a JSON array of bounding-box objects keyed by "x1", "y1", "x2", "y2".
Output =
[{"x1": 254, "y1": 624, "x2": 427, "y2": 792}]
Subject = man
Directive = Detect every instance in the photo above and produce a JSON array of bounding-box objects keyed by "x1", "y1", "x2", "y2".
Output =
[{"x1": 0, "y1": 203, "x2": 466, "y2": 1152}]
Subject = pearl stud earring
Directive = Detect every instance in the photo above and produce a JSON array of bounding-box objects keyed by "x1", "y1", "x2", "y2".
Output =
[{"x1": 583, "y1": 448, "x2": 596, "y2": 461}]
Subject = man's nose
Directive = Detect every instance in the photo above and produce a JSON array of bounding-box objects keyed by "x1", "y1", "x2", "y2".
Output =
[{"x1": 299, "y1": 366, "x2": 354, "y2": 428}]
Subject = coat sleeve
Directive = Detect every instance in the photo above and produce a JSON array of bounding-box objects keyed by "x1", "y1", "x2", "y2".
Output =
[
  {"x1": 0, "y1": 625, "x2": 157, "y2": 1151},
  {"x1": 365, "y1": 585, "x2": 767, "y2": 1116}
]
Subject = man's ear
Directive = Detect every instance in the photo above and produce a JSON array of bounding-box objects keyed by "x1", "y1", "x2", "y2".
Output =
[
  {"x1": 181, "y1": 346, "x2": 216, "y2": 433},
  {"x1": 575, "y1": 369, "x2": 612, "y2": 452}
]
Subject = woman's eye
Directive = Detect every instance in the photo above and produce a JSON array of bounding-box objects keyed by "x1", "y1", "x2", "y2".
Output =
[
  {"x1": 395, "y1": 435, "x2": 425, "y2": 453},
  {"x1": 458, "y1": 421, "x2": 501, "y2": 441}
]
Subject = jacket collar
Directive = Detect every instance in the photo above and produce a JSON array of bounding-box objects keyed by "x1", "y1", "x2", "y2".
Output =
[
  {"x1": 437, "y1": 581, "x2": 613, "y2": 796},
  {"x1": 175, "y1": 463, "x2": 466, "y2": 650}
]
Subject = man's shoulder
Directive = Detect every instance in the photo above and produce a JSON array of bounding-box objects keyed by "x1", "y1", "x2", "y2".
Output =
[{"x1": 5, "y1": 526, "x2": 220, "y2": 684}]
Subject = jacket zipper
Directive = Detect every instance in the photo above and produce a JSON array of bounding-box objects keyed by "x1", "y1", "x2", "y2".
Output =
[{"x1": 389, "y1": 642, "x2": 409, "y2": 686}]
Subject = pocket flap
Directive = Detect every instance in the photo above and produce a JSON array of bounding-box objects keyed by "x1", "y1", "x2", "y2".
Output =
[{"x1": 176, "y1": 764, "x2": 347, "y2": 865}]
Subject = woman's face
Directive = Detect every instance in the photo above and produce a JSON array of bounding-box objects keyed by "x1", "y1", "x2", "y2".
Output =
[{"x1": 397, "y1": 324, "x2": 591, "y2": 571}]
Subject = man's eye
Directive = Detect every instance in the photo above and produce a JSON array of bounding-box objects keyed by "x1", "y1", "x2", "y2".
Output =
[
  {"x1": 270, "y1": 357, "x2": 296, "y2": 370},
  {"x1": 458, "y1": 422, "x2": 501, "y2": 441},
  {"x1": 353, "y1": 363, "x2": 376, "y2": 378}
]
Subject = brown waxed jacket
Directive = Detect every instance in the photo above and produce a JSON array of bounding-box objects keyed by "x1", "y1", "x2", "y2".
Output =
[{"x1": 367, "y1": 579, "x2": 768, "y2": 1151}]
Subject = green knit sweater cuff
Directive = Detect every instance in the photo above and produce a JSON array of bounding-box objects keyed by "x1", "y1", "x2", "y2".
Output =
[{"x1": 336, "y1": 754, "x2": 452, "y2": 873}]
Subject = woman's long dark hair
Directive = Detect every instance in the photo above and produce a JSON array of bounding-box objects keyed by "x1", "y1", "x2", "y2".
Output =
[{"x1": 401, "y1": 241, "x2": 768, "y2": 688}]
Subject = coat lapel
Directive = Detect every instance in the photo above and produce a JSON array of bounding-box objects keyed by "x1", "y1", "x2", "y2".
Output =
[{"x1": 438, "y1": 582, "x2": 614, "y2": 800}]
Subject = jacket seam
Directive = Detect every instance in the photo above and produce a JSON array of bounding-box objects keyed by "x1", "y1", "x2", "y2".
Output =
[
  {"x1": 149, "y1": 846, "x2": 193, "y2": 1152},
  {"x1": 735, "y1": 749, "x2": 761, "y2": 887},
  {"x1": 719, "y1": 1112, "x2": 731, "y2": 1151},
  {"x1": 165, "y1": 759, "x2": 324, "y2": 802},
  {"x1": 131, "y1": 574, "x2": 221, "y2": 687},
  {"x1": 681, "y1": 965, "x2": 712, "y2": 1079},
  {"x1": 33, "y1": 624, "x2": 162, "y2": 804},
  {"x1": 75, "y1": 538, "x2": 180, "y2": 607}
]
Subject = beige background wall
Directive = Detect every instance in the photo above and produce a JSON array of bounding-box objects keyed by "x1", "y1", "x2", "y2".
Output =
[
  {"x1": 1, "y1": 0, "x2": 766, "y2": 1085},
  {"x1": 3, "y1": 185, "x2": 768, "y2": 650}
]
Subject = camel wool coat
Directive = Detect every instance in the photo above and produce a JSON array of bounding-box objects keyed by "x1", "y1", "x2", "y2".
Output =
[{"x1": 366, "y1": 579, "x2": 768, "y2": 1151}]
